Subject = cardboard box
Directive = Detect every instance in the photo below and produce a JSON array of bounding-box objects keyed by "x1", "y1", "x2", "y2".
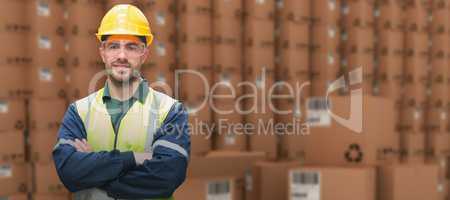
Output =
[
  {"x1": 244, "y1": 19, "x2": 274, "y2": 49},
  {"x1": 311, "y1": 0, "x2": 340, "y2": 25},
  {"x1": 343, "y1": 0, "x2": 374, "y2": 28},
  {"x1": 30, "y1": 130, "x2": 57, "y2": 164},
  {"x1": 0, "y1": 0, "x2": 27, "y2": 25},
  {"x1": 431, "y1": 1, "x2": 449, "y2": 34},
  {"x1": 379, "y1": 164, "x2": 440, "y2": 200},
  {"x1": 187, "y1": 151, "x2": 266, "y2": 178},
  {"x1": 142, "y1": 69, "x2": 175, "y2": 95},
  {"x1": 179, "y1": 13, "x2": 211, "y2": 37},
  {"x1": 405, "y1": 0, "x2": 428, "y2": 32},
  {"x1": 246, "y1": 161, "x2": 302, "y2": 200},
  {"x1": 186, "y1": 99, "x2": 213, "y2": 156},
  {"x1": 140, "y1": 0, "x2": 176, "y2": 12},
  {"x1": 0, "y1": 99, "x2": 25, "y2": 132},
  {"x1": 400, "y1": 104, "x2": 426, "y2": 132},
  {"x1": 288, "y1": 166, "x2": 376, "y2": 200},
  {"x1": 0, "y1": 66, "x2": 29, "y2": 99},
  {"x1": 67, "y1": 68, "x2": 106, "y2": 101},
  {"x1": 213, "y1": 44, "x2": 242, "y2": 72},
  {"x1": 425, "y1": 99, "x2": 448, "y2": 132},
  {"x1": 213, "y1": 18, "x2": 242, "y2": 47},
  {"x1": 146, "y1": 39, "x2": 176, "y2": 68},
  {"x1": 215, "y1": 132, "x2": 247, "y2": 151},
  {"x1": 279, "y1": 21, "x2": 309, "y2": 48},
  {"x1": 378, "y1": 30, "x2": 404, "y2": 56},
  {"x1": 66, "y1": 0, "x2": 103, "y2": 37},
  {"x1": 405, "y1": 32, "x2": 429, "y2": 53},
  {"x1": 180, "y1": 43, "x2": 213, "y2": 69},
  {"x1": 29, "y1": 99, "x2": 66, "y2": 131},
  {"x1": 0, "y1": 131, "x2": 25, "y2": 163},
  {"x1": 0, "y1": 194, "x2": 27, "y2": 200},
  {"x1": 28, "y1": 65, "x2": 66, "y2": 99},
  {"x1": 249, "y1": 134, "x2": 278, "y2": 160},
  {"x1": 403, "y1": 82, "x2": 428, "y2": 108},
  {"x1": 211, "y1": 70, "x2": 242, "y2": 96},
  {"x1": 344, "y1": 28, "x2": 375, "y2": 54},
  {"x1": 244, "y1": 0, "x2": 275, "y2": 20},
  {"x1": 377, "y1": 0, "x2": 405, "y2": 30},
  {"x1": 244, "y1": 47, "x2": 275, "y2": 72},
  {"x1": 27, "y1": 33, "x2": 66, "y2": 67},
  {"x1": 213, "y1": 0, "x2": 242, "y2": 18},
  {"x1": 34, "y1": 163, "x2": 69, "y2": 195},
  {"x1": 174, "y1": 177, "x2": 243, "y2": 200},
  {"x1": 279, "y1": 0, "x2": 310, "y2": 23},
  {"x1": 0, "y1": 33, "x2": 29, "y2": 67},
  {"x1": 426, "y1": 133, "x2": 450, "y2": 158},
  {"x1": 148, "y1": 13, "x2": 176, "y2": 41},
  {"x1": 26, "y1": 0, "x2": 65, "y2": 33},
  {"x1": 432, "y1": 44, "x2": 449, "y2": 60},
  {"x1": 32, "y1": 193, "x2": 72, "y2": 200},
  {"x1": 404, "y1": 56, "x2": 428, "y2": 84},
  {"x1": 178, "y1": 68, "x2": 212, "y2": 99},
  {"x1": 0, "y1": 163, "x2": 28, "y2": 196},
  {"x1": 400, "y1": 133, "x2": 425, "y2": 164},
  {"x1": 297, "y1": 96, "x2": 399, "y2": 165},
  {"x1": 311, "y1": 24, "x2": 340, "y2": 52},
  {"x1": 178, "y1": 0, "x2": 211, "y2": 15},
  {"x1": 279, "y1": 46, "x2": 309, "y2": 76}
]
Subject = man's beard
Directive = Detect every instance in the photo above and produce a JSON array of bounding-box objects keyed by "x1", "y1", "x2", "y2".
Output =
[{"x1": 106, "y1": 68, "x2": 142, "y2": 85}]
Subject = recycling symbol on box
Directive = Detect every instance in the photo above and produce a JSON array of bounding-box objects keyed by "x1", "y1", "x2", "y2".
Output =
[{"x1": 344, "y1": 143, "x2": 363, "y2": 163}]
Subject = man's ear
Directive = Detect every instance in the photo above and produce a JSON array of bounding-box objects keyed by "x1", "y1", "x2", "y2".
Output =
[
  {"x1": 99, "y1": 46, "x2": 106, "y2": 62},
  {"x1": 141, "y1": 46, "x2": 151, "y2": 62}
]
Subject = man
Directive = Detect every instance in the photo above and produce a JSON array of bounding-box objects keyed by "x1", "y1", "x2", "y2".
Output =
[{"x1": 52, "y1": 4, "x2": 190, "y2": 200}]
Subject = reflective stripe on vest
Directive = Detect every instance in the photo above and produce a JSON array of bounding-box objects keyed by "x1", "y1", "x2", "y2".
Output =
[{"x1": 72, "y1": 87, "x2": 177, "y2": 200}]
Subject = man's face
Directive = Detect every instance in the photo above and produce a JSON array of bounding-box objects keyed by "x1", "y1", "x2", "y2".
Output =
[{"x1": 99, "y1": 35, "x2": 150, "y2": 83}]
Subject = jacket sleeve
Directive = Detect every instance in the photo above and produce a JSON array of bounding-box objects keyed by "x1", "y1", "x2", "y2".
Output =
[
  {"x1": 52, "y1": 103, "x2": 136, "y2": 192},
  {"x1": 100, "y1": 102, "x2": 191, "y2": 199}
]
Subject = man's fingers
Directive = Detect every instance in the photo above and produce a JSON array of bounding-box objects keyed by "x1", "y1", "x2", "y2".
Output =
[
  {"x1": 75, "y1": 139, "x2": 89, "y2": 152},
  {"x1": 82, "y1": 139, "x2": 93, "y2": 152},
  {"x1": 73, "y1": 139, "x2": 85, "y2": 152}
]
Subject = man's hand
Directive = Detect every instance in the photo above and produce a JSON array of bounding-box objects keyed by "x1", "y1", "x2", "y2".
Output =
[
  {"x1": 72, "y1": 139, "x2": 93, "y2": 153},
  {"x1": 134, "y1": 153, "x2": 152, "y2": 165}
]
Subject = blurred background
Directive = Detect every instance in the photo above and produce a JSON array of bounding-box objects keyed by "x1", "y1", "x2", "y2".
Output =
[{"x1": 1, "y1": 0, "x2": 449, "y2": 199}]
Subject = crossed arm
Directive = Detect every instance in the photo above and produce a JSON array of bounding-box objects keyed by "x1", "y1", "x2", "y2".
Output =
[{"x1": 52, "y1": 103, "x2": 190, "y2": 199}]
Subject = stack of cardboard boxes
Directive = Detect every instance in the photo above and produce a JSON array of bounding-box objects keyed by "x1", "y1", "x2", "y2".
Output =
[
  {"x1": 0, "y1": 1, "x2": 30, "y2": 199},
  {"x1": 177, "y1": 0, "x2": 213, "y2": 156},
  {"x1": 66, "y1": 0, "x2": 105, "y2": 101},
  {"x1": 212, "y1": 0, "x2": 246, "y2": 152},
  {"x1": 140, "y1": 0, "x2": 177, "y2": 94},
  {"x1": 2, "y1": 0, "x2": 450, "y2": 199},
  {"x1": 242, "y1": 0, "x2": 278, "y2": 159},
  {"x1": 26, "y1": 0, "x2": 71, "y2": 199}
]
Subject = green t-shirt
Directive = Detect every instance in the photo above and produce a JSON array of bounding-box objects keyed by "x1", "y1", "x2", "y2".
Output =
[{"x1": 102, "y1": 80, "x2": 149, "y2": 134}]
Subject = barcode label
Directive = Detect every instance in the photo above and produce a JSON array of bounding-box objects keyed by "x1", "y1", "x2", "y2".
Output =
[
  {"x1": 38, "y1": 35, "x2": 52, "y2": 49},
  {"x1": 0, "y1": 164, "x2": 12, "y2": 178},
  {"x1": 156, "y1": 42, "x2": 166, "y2": 56},
  {"x1": 0, "y1": 101, "x2": 9, "y2": 114},
  {"x1": 225, "y1": 134, "x2": 236, "y2": 145},
  {"x1": 39, "y1": 68, "x2": 53, "y2": 82},
  {"x1": 37, "y1": 1, "x2": 50, "y2": 16},
  {"x1": 207, "y1": 180, "x2": 231, "y2": 200},
  {"x1": 156, "y1": 11, "x2": 166, "y2": 26},
  {"x1": 290, "y1": 171, "x2": 320, "y2": 200},
  {"x1": 328, "y1": 0, "x2": 336, "y2": 10},
  {"x1": 306, "y1": 98, "x2": 331, "y2": 127}
]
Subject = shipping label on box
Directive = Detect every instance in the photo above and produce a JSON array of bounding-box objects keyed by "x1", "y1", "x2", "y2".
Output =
[
  {"x1": 306, "y1": 97, "x2": 331, "y2": 127},
  {"x1": 207, "y1": 180, "x2": 232, "y2": 200},
  {"x1": 0, "y1": 164, "x2": 12, "y2": 178},
  {"x1": 289, "y1": 170, "x2": 321, "y2": 200},
  {"x1": 0, "y1": 101, "x2": 9, "y2": 114}
]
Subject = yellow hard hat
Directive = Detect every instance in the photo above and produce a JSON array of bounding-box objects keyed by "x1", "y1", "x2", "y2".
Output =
[{"x1": 96, "y1": 4, "x2": 153, "y2": 46}]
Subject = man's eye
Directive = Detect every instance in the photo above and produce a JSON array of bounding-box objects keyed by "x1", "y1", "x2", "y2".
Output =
[
  {"x1": 107, "y1": 44, "x2": 120, "y2": 49},
  {"x1": 127, "y1": 44, "x2": 140, "y2": 51}
]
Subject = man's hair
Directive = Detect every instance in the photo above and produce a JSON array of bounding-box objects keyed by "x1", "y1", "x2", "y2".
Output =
[{"x1": 101, "y1": 35, "x2": 147, "y2": 46}]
